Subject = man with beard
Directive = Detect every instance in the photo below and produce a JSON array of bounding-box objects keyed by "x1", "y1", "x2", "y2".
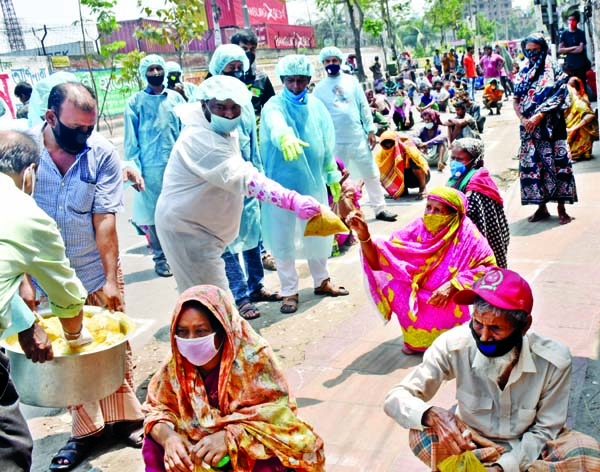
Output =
[{"x1": 384, "y1": 268, "x2": 600, "y2": 472}]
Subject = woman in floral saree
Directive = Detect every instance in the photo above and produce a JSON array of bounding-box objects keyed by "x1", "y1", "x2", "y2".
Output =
[
  {"x1": 142, "y1": 285, "x2": 325, "y2": 472},
  {"x1": 348, "y1": 187, "x2": 496, "y2": 355},
  {"x1": 566, "y1": 76, "x2": 599, "y2": 161}
]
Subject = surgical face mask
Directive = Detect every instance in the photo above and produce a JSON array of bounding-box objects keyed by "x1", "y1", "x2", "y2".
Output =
[
  {"x1": 450, "y1": 160, "x2": 467, "y2": 179},
  {"x1": 147, "y1": 73, "x2": 165, "y2": 87},
  {"x1": 209, "y1": 112, "x2": 241, "y2": 135},
  {"x1": 470, "y1": 320, "x2": 523, "y2": 358},
  {"x1": 283, "y1": 86, "x2": 309, "y2": 104},
  {"x1": 245, "y1": 51, "x2": 256, "y2": 65},
  {"x1": 175, "y1": 333, "x2": 221, "y2": 366},
  {"x1": 51, "y1": 115, "x2": 93, "y2": 155},
  {"x1": 424, "y1": 122, "x2": 434, "y2": 129},
  {"x1": 568, "y1": 20, "x2": 577, "y2": 29},
  {"x1": 325, "y1": 63, "x2": 341, "y2": 75},
  {"x1": 223, "y1": 70, "x2": 244, "y2": 80},
  {"x1": 423, "y1": 213, "x2": 455, "y2": 235}
]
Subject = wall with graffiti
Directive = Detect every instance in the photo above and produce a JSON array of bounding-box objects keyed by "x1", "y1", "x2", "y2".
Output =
[{"x1": 0, "y1": 56, "x2": 49, "y2": 119}]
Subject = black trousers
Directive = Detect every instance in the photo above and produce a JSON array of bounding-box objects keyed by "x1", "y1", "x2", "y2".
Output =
[{"x1": 0, "y1": 351, "x2": 33, "y2": 472}]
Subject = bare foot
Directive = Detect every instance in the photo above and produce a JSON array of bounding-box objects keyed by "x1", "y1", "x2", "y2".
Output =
[
  {"x1": 402, "y1": 344, "x2": 419, "y2": 355},
  {"x1": 528, "y1": 208, "x2": 550, "y2": 223},
  {"x1": 558, "y1": 212, "x2": 574, "y2": 225}
]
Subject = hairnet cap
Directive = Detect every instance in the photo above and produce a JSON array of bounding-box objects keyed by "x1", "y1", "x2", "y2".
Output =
[
  {"x1": 28, "y1": 71, "x2": 80, "y2": 127},
  {"x1": 139, "y1": 54, "x2": 166, "y2": 78},
  {"x1": 197, "y1": 75, "x2": 252, "y2": 107},
  {"x1": 319, "y1": 46, "x2": 344, "y2": 63},
  {"x1": 275, "y1": 55, "x2": 314, "y2": 78},
  {"x1": 209, "y1": 44, "x2": 250, "y2": 76},
  {"x1": 165, "y1": 61, "x2": 182, "y2": 74}
]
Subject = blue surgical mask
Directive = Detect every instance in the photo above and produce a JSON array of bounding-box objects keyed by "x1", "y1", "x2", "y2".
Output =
[
  {"x1": 450, "y1": 160, "x2": 467, "y2": 178},
  {"x1": 223, "y1": 70, "x2": 244, "y2": 80},
  {"x1": 209, "y1": 113, "x2": 241, "y2": 135},
  {"x1": 325, "y1": 63, "x2": 341, "y2": 75},
  {"x1": 283, "y1": 86, "x2": 309, "y2": 104}
]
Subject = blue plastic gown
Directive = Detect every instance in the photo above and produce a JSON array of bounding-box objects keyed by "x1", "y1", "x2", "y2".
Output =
[
  {"x1": 260, "y1": 92, "x2": 337, "y2": 261},
  {"x1": 123, "y1": 88, "x2": 184, "y2": 225},
  {"x1": 226, "y1": 102, "x2": 262, "y2": 254}
]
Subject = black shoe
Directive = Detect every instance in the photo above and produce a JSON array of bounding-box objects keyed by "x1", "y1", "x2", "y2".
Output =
[
  {"x1": 376, "y1": 210, "x2": 398, "y2": 222},
  {"x1": 155, "y1": 262, "x2": 173, "y2": 277}
]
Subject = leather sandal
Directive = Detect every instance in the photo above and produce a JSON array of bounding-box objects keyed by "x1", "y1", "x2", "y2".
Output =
[
  {"x1": 280, "y1": 294, "x2": 299, "y2": 314},
  {"x1": 249, "y1": 289, "x2": 283, "y2": 303},
  {"x1": 49, "y1": 433, "x2": 102, "y2": 471},
  {"x1": 238, "y1": 302, "x2": 261, "y2": 320},
  {"x1": 314, "y1": 278, "x2": 349, "y2": 297}
]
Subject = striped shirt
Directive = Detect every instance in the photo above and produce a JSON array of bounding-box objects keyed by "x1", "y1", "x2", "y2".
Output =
[{"x1": 32, "y1": 125, "x2": 124, "y2": 293}]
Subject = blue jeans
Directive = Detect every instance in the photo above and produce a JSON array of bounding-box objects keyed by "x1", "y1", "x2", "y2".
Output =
[
  {"x1": 147, "y1": 225, "x2": 166, "y2": 265},
  {"x1": 467, "y1": 77, "x2": 476, "y2": 101},
  {"x1": 222, "y1": 245, "x2": 264, "y2": 306}
]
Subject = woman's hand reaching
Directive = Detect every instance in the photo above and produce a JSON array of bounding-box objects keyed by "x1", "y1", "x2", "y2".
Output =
[
  {"x1": 428, "y1": 281, "x2": 458, "y2": 308},
  {"x1": 346, "y1": 210, "x2": 370, "y2": 242}
]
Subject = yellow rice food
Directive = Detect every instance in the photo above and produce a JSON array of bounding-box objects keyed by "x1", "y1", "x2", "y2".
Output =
[{"x1": 4, "y1": 306, "x2": 135, "y2": 355}]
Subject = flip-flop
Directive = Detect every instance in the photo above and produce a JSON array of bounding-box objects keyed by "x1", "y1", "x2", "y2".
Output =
[
  {"x1": 112, "y1": 420, "x2": 144, "y2": 448},
  {"x1": 238, "y1": 302, "x2": 261, "y2": 320}
]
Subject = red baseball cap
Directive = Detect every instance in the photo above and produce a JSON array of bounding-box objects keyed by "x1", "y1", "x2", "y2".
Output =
[{"x1": 453, "y1": 268, "x2": 534, "y2": 313}]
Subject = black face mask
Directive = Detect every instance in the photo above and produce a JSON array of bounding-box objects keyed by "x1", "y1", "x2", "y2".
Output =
[
  {"x1": 51, "y1": 116, "x2": 93, "y2": 156},
  {"x1": 245, "y1": 51, "x2": 256, "y2": 66},
  {"x1": 147, "y1": 73, "x2": 165, "y2": 87},
  {"x1": 470, "y1": 320, "x2": 523, "y2": 358},
  {"x1": 167, "y1": 73, "x2": 181, "y2": 88}
]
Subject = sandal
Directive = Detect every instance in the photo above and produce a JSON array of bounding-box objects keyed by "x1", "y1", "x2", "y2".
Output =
[
  {"x1": 238, "y1": 302, "x2": 261, "y2": 320},
  {"x1": 49, "y1": 434, "x2": 100, "y2": 471},
  {"x1": 249, "y1": 289, "x2": 283, "y2": 303},
  {"x1": 314, "y1": 278, "x2": 349, "y2": 297},
  {"x1": 261, "y1": 254, "x2": 277, "y2": 271},
  {"x1": 112, "y1": 419, "x2": 144, "y2": 448},
  {"x1": 280, "y1": 294, "x2": 299, "y2": 314},
  {"x1": 528, "y1": 208, "x2": 551, "y2": 223}
]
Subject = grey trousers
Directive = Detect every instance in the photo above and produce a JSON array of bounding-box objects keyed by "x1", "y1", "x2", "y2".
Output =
[{"x1": 0, "y1": 351, "x2": 33, "y2": 472}]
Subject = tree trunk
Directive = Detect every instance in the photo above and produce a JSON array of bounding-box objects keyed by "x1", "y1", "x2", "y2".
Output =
[{"x1": 345, "y1": 0, "x2": 366, "y2": 81}]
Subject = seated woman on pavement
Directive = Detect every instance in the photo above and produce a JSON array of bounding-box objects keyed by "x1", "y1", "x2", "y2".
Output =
[
  {"x1": 448, "y1": 138, "x2": 510, "y2": 268},
  {"x1": 392, "y1": 89, "x2": 414, "y2": 131},
  {"x1": 565, "y1": 76, "x2": 599, "y2": 161},
  {"x1": 375, "y1": 130, "x2": 430, "y2": 201},
  {"x1": 413, "y1": 109, "x2": 447, "y2": 171},
  {"x1": 384, "y1": 268, "x2": 600, "y2": 472},
  {"x1": 347, "y1": 187, "x2": 496, "y2": 355},
  {"x1": 142, "y1": 285, "x2": 325, "y2": 472}
]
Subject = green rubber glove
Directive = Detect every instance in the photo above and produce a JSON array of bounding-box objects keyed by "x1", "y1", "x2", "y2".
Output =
[
  {"x1": 330, "y1": 181, "x2": 342, "y2": 203},
  {"x1": 279, "y1": 133, "x2": 309, "y2": 161}
]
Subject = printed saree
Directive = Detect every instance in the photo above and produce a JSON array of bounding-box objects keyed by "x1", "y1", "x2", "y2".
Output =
[
  {"x1": 144, "y1": 286, "x2": 325, "y2": 471},
  {"x1": 362, "y1": 187, "x2": 496, "y2": 351}
]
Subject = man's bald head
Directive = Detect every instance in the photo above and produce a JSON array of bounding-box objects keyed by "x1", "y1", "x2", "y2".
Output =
[
  {"x1": 48, "y1": 82, "x2": 97, "y2": 116},
  {"x1": 0, "y1": 130, "x2": 39, "y2": 175}
]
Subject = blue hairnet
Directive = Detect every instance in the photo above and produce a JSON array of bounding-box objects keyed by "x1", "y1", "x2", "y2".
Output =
[
  {"x1": 28, "y1": 71, "x2": 80, "y2": 127},
  {"x1": 138, "y1": 54, "x2": 166, "y2": 78},
  {"x1": 319, "y1": 46, "x2": 344, "y2": 63},
  {"x1": 197, "y1": 75, "x2": 252, "y2": 107},
  {"x1": 208, "y1": 44, "x2": 249, "y2": 76},
  {"x1": 165, "y1": 61, "x2": 182, "y2": 74},
  {"x1": 275, "y1": 55, "x2": 314, "y2": 78}
]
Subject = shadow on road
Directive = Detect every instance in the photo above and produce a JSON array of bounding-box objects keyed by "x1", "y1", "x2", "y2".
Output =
[
  {"x1": 509, "y1": 216, "x2": 567, "y2": 236},
  {"x1": 322, "y1": 337, "x2": 422, "y2": 389},
  {"x1": 123, "y1": 268, "x2": 159, "y2": 285}
]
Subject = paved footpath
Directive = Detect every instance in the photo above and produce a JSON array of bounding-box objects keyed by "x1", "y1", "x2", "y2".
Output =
[{"x1": 25, "y1": 108, "x2": 600, "y2": 471}]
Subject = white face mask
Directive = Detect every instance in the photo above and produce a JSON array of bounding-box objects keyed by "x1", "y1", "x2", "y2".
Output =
[
  {"x1": 424, "y1": 122, "x2": 434, "y2": 129},
  {"x1": 175, "y1": 333, "x2": 221, "y2": 366}
]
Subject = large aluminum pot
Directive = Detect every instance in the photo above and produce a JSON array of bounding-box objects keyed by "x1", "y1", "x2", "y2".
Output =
[{"x1": 4, "y1": 307, "x2": 134, "y2": 408}]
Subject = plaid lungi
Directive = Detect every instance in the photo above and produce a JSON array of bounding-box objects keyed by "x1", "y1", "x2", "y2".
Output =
[
  {"x1": 409, "y1": 427, "x2": 600, "y2": 472},
  {"x1": 67, "y1": 267, "x2": 144, "y2": 438}
]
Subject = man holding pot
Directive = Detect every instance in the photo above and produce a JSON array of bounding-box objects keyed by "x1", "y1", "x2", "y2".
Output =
[{"x1": 0, "y1": 130, "x2": 89, "y2": 471}]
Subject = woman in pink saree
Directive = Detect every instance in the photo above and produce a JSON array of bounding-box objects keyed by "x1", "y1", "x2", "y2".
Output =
[{"x1": 348, "y1": 187, "x2": 496, "y2": 354}]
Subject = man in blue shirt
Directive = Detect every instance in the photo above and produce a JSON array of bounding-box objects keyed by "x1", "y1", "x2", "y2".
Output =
[{"x1": 26, "y1": 82, "x2": 144, "y2": 471}]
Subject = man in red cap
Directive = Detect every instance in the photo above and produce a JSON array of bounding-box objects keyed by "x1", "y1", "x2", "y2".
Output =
[{"x1": 383, "y1": 268, "x2": 600, "y2": 471}]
